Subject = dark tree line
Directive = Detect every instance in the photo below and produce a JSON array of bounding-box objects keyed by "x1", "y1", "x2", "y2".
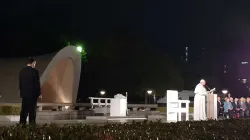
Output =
[{"x1": 77, "y1": 35, "x2": 186, "y2": 102}]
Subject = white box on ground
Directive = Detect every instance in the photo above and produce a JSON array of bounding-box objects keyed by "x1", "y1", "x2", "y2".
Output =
[{"x1": 110, "y1": 99, "x2": 127, "y2": 117}]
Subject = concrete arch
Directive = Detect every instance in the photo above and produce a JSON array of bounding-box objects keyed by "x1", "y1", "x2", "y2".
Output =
[
  {"x1": 40, "y1": 46, "x2": 81, "y2": 103},
  {"x1": 0, "y1": 46, "x2": 81, "y2": 103}
]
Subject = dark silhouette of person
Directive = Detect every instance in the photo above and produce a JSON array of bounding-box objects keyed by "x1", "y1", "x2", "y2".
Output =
[
  {"x1": 19, "y1": 57, "x2": 42, "y2": 124},
  {"x1": 217, "y1": 96, "x2": 224, "y2": 118}
]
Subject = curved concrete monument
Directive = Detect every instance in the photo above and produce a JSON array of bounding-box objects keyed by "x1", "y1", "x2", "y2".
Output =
[
  {"x1": 0, "y1": 46, "x2": 81, "y2": 103},
  {"x1": 40, "y1": 46, "x2": 81, "y2": 103}
]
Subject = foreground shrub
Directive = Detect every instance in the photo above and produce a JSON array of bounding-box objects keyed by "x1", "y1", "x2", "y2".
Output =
[
  {"x1": 1, "y1": 119, "x2": 250, "y2": 139},
  {"x1": 0, "y1": 106, "x2": 21, "y2": 115}
]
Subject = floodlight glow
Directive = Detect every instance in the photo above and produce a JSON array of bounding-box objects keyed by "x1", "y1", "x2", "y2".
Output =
[
  {"x1": 76, "y1": 46, "x2": 82, "y2": 52},
  {"x1": 222, "y1": 90, "x2": 228, "y2": 94},
  {"x1": 147, "y1": 90, "x2": 153, "y2": 95},
  {"x1": 100, "y1": 90, "x2": 105, "y2": 95}
]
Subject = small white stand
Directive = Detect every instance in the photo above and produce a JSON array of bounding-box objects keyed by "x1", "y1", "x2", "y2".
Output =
[{"x1": 110, "y1": 98, "x2": 127, "y2": 117}]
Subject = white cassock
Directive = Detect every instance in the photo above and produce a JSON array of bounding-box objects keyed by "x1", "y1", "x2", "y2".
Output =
[{"x1": 194, "y1": 83, "x2": 207, "y2": 120}]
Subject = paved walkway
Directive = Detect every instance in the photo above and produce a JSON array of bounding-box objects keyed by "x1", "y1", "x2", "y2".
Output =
[
  {"x1": 0, "y1": 119, "x2": 149, "y2": 126},
  {"x1": 0, "y1": 114, "x2": 194, "y2": 126}
]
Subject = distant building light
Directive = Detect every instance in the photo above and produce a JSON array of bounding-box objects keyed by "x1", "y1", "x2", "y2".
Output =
[
  {"x1": 224, "y1": 71, "x2": 227, "y2": 73},
  {"x1": 185, "y1": 47, "x2": 188, "y2": 51},
  {"x1": 224, "y1": 65, "x2": 227, "y2": 68},
  {"x1": 185, "y1": 58, "x2": 188, "y2": 62},
  {"x1": 241, "y1": 62, "x2": 248, "y2": 64},
  {"x1": 242, "y1": 79, "x2": 247, "y2": 83}
]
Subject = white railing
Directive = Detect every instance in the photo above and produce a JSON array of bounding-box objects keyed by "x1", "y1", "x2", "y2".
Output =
[{"x1": 89, "y1": 97, "x2": 113, "y2": 108}]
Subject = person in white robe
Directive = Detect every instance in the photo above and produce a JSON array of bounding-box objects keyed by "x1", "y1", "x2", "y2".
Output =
[{"x1": 194, "y1": 79, "x2": 208, "y2": 121}]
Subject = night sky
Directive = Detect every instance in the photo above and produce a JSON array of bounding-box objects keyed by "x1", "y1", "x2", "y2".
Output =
[
  {"x1": 1, "y1": 1, "x2": 249, "y2": 55},
  {"x1": 1, "y1": 1, "x2": 250, "y2": 100}
]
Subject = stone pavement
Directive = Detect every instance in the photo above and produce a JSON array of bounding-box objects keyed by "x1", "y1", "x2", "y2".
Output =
[
  {"x1": 0, "y1": 119, "x2": 148, "y2": 126},
  {"x1": 0, "y1": 113, "x2": 193, "y2": 126}
]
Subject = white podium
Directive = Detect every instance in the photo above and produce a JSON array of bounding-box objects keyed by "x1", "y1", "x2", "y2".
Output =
[
  {"x1": 207, "y1": 93, "x2": 217, "y2": 119},
  {"x1": 110, "y1": 98, "x2": 127, "y2": 117}
]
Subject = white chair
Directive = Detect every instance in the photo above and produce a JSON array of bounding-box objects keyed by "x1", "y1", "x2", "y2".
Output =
[{"x1": 166, "y1": 90, "x2": 190, "y2": 122}]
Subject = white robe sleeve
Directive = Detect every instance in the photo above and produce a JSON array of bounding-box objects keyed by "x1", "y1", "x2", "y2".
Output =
[{"x1": 194, "y1": 84, "x2": 207, "y2": 96}]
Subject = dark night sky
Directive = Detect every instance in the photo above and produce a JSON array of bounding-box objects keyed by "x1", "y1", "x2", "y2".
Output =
[
  {"x1": 1, "y1": 1, "x2": 250, "y2": 55},
  {"x1": 1, "y1": 1, "x2": 250, "y2": 99}
]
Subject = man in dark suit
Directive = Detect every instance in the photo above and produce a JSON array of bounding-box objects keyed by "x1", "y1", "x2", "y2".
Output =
[
  {"x1": 19, "y1": 57, "x2": 42, "y2": 124},
  {"x1": 217, "y1": 96, "x2": 224, "y2": 118},
  {"x1": 246, "y1": 98, "x2": 250, "y2": 118},
  {"x1": 232, "y1": 98, "x2": 240, "y2": 118}
]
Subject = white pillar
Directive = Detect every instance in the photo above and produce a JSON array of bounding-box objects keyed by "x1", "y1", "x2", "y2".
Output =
[{"x1": 186, "y1": 102, "x2": 189, "y2": 120}]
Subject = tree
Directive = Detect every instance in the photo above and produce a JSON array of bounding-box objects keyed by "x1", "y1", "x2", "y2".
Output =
[
  {"x1": 135, "y1": 55, "x2": 184, "y2": 96},
  {"x1": 81, "y1": 35, "x2": 184, "y2": 100}
]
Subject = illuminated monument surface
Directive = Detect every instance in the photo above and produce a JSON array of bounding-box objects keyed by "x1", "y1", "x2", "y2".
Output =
[{"x1": 0, "y1": 46, "x2": 81, "y2": 103}]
